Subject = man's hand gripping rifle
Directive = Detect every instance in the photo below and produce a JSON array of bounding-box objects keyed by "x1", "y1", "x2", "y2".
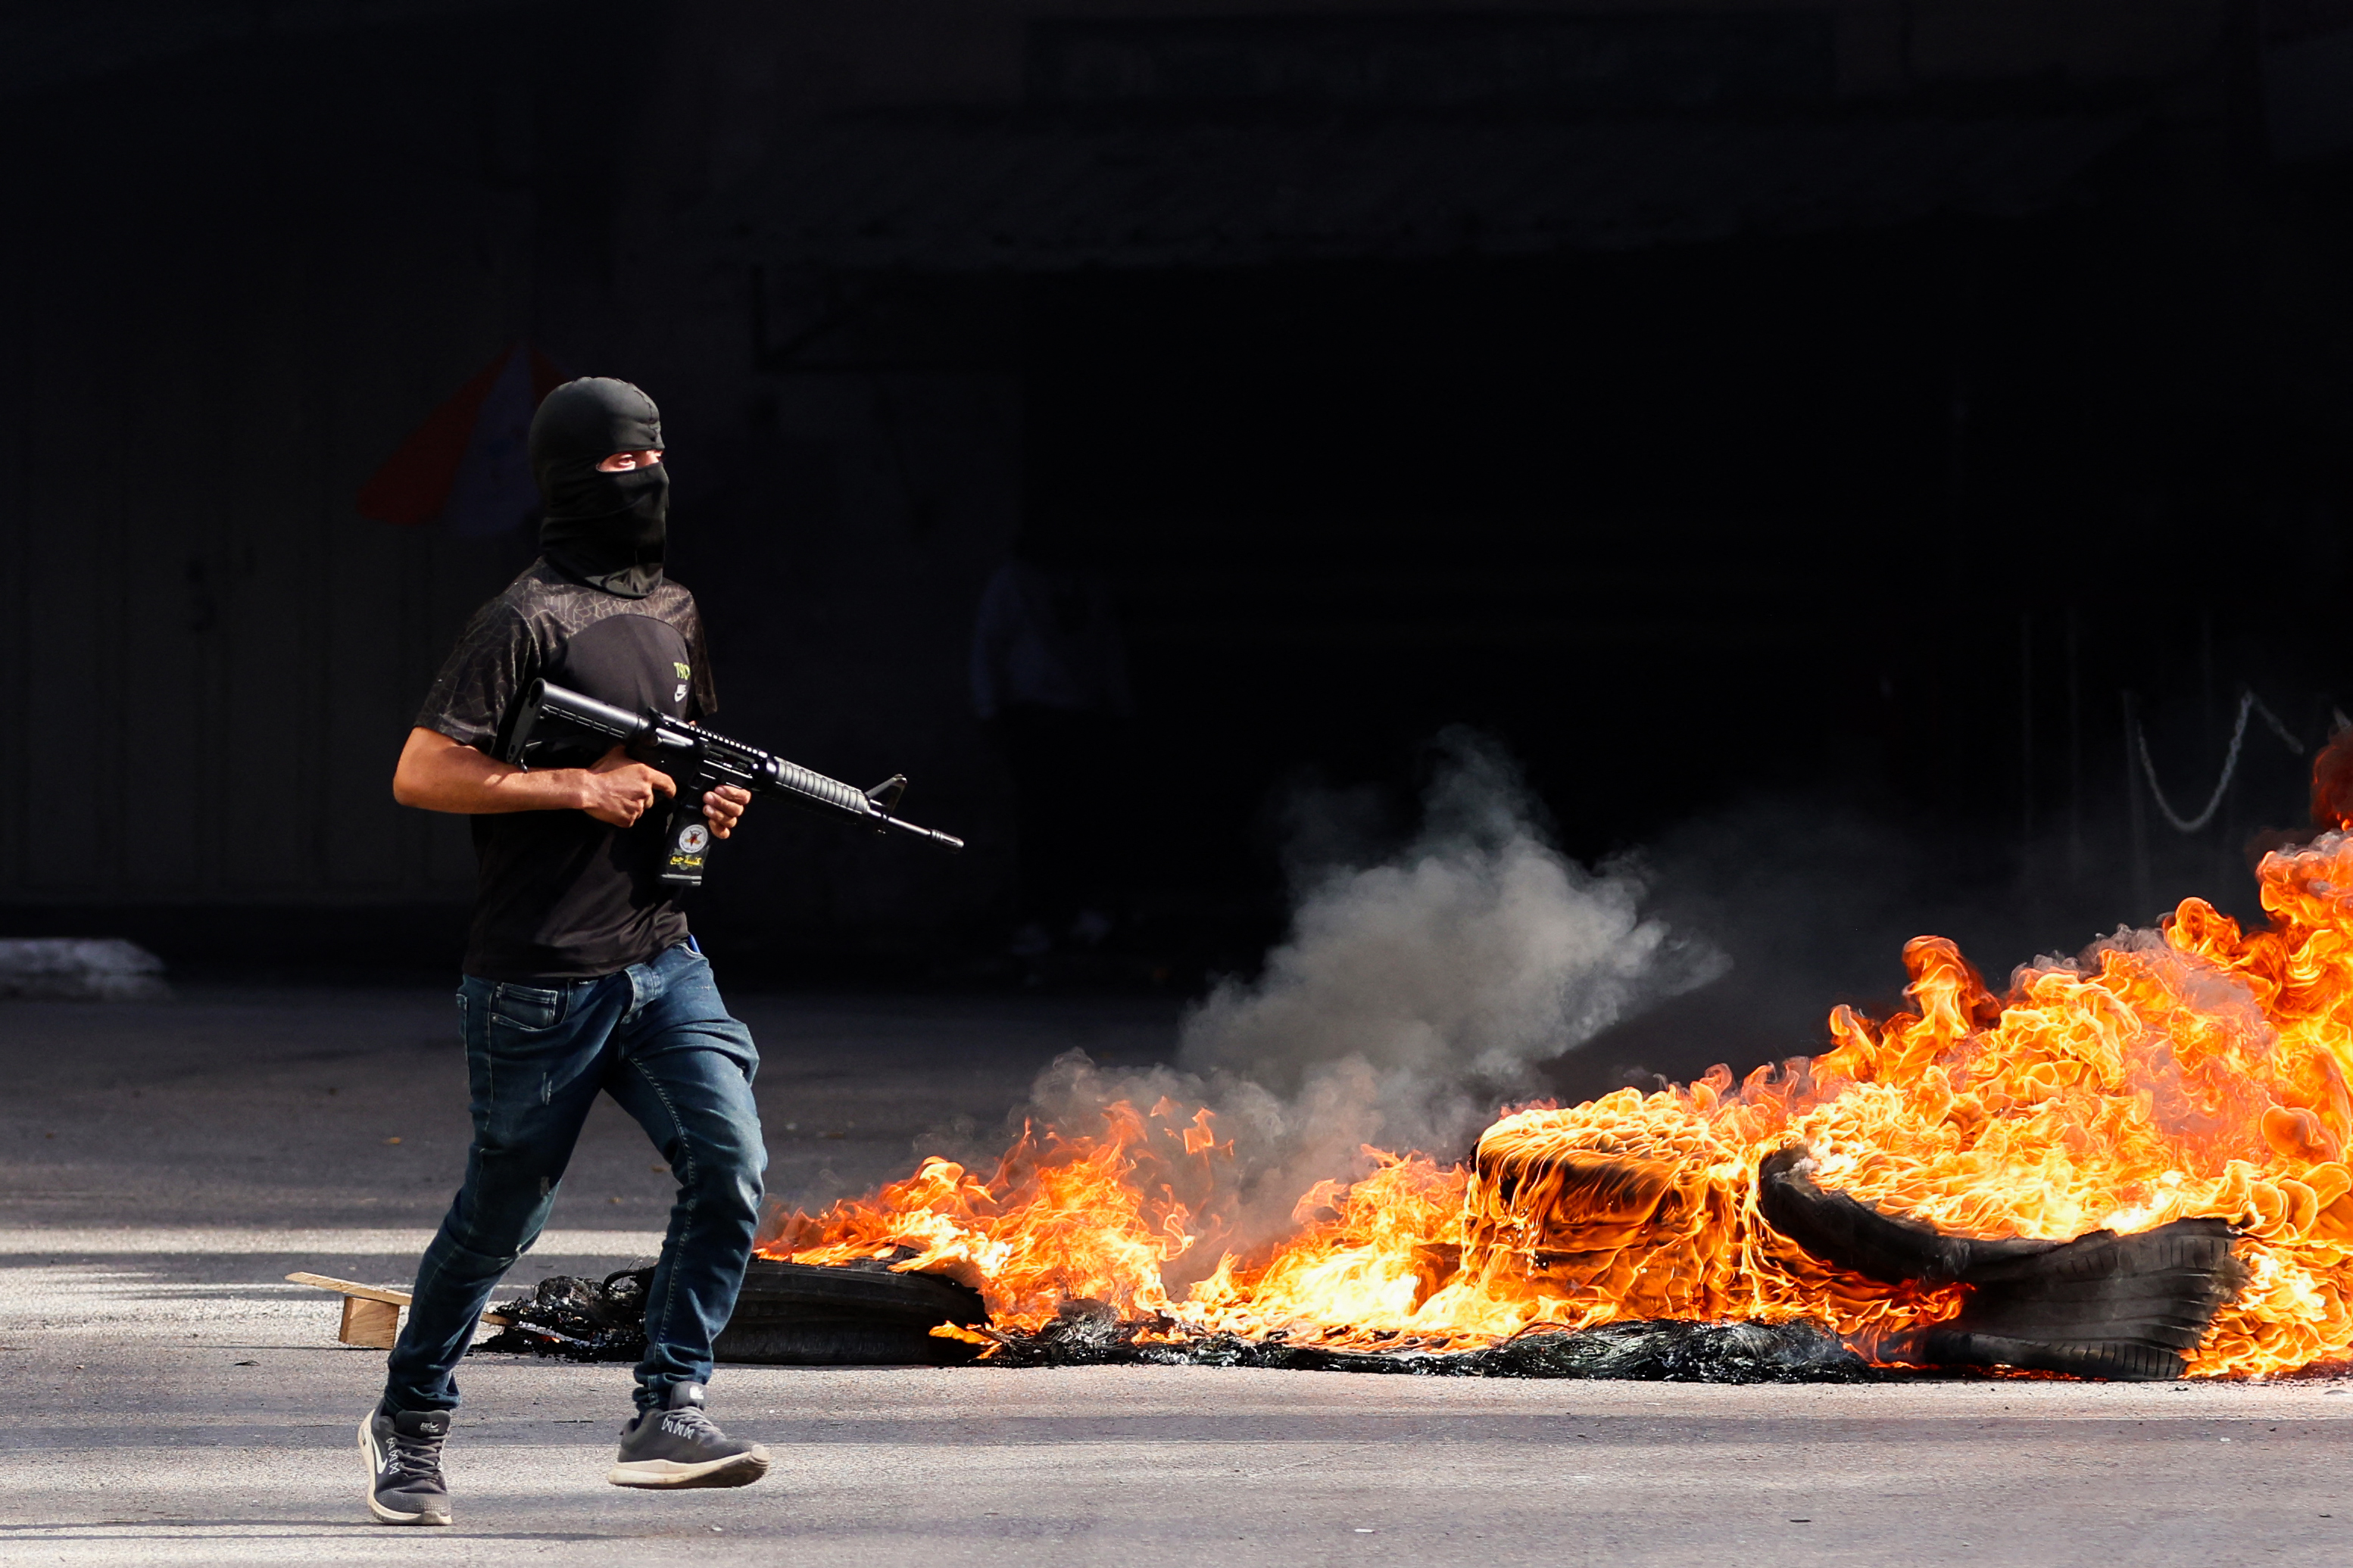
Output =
[{"x1": 505, "y1": 679, "x2": 963, "y2": 887}]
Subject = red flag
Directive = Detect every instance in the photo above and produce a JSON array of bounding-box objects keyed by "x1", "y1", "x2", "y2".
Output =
[{"x1": 357, "y1": 344, "x2": 565, "y2": 528}]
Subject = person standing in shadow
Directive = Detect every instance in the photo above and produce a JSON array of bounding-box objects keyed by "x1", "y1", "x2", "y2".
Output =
[{"x1": 970, "y1": 542, "x2": 1134, "y2": 961}]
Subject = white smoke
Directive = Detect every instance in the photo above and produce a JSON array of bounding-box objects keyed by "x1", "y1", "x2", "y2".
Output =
[
  {"x1": 1005, "y1": 731, "x2": 1726, "y2": 1272},
  {"x1": 1181, "y1": 734, "x2": 1717, "y2": 1136}
]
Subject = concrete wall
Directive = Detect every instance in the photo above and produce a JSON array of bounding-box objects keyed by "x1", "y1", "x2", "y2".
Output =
[
  {"x1": 0, "y1": 2, "x2": 1030, "y2": 958},
  {"x1": 0, "y1": 10, "x2": 551, "y2": 918},
  {"x1": 0, "y1": 5, "x2": 647, "y2": 938}
]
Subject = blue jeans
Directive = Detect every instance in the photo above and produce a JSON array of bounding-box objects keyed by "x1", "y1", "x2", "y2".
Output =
[{"x1": 382, "y1": 940, "x2": 766, "y2": 1415}]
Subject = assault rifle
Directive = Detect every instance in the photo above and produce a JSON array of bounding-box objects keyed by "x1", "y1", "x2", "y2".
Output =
[{"x1": 504, "y1": 679, "x2": 963, "y2": 887}]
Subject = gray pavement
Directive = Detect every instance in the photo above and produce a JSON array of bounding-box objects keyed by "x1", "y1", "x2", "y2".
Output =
[{"x1": 2, "y1": 985, "x2": 2349, "y2": 1566}]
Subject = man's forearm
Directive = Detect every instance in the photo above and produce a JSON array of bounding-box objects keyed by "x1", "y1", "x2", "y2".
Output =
[{"x1": 393, "y1": 728, "x2": 590, "y2": 815}]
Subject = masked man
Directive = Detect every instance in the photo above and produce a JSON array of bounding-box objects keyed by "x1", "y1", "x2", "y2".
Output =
[{"x1": 363, "y1": 377, "x2": 770, "y2": 1526}]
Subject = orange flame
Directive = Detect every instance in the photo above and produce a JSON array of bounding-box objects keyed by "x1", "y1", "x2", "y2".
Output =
[{"x1": 765, "y1": 837, "x2": 2353, "y2": 1376}]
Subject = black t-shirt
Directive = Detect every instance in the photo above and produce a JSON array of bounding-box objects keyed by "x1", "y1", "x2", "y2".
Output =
[{"x1": 413, "y1": 559, "x2": 721, "y2": 981}]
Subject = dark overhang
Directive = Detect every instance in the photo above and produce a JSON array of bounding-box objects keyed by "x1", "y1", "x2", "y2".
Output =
[{"x1": 716, "y1": 111, "x2": 2145, "y2": 273}]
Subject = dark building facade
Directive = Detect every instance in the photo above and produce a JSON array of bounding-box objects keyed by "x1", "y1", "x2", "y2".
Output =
[{"x1": 4, "y1": 1, "x2": 2350, "y2": 969}]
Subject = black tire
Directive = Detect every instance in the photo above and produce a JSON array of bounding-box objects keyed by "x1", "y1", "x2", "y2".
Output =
[
  {"x1": 715, "y1": 1316, "x2": 985, "y2": 1367},
  {"x1": 482, "y1": 1259, "x2": 991, "y2": 1368},
  {"x1": 729, "y1": 1258, "x2": 986, "y2": 1331},
  {"x1": 1758, "y1": 1148, "x2": 2245, "y2": 1381}
]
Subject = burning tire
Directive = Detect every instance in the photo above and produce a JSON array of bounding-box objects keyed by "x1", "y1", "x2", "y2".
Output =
[
  {"x1": 716, "y1": 1258, "x2": 987, "y2": 1367},
  {"x1": 478, "y1": 1257, "x2": 988, "y2": 1367},
  {"x1": 1756, "y1": 1146, "x2": 2247, "y2": 1379},
  {"x1": 714, "y1": 1318, "x2": 981, "y2": 1366},
  {"x1": 727, "y1": 1258, "x2": 984, "y2": 1324}
]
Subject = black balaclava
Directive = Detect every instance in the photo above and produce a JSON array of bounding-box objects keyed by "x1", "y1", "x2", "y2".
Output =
[{"x1": 530, "y1": 376, "x2": 669, "y2": 597}]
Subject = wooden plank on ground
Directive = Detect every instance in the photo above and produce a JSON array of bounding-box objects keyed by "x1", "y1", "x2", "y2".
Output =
[
  {"x1": 340, "y1": 1296, "x2": 400, "y2": 1348},
  {"x1": 286, "y1": 1272, "x2": 511, "y2": 1327},
  {"x1": 287, "y1": 1271, "x2": 410, "y2": 1306}
]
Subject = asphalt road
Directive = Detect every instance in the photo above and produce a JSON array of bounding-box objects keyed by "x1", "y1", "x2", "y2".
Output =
[{"x1": 2, "y1": 984, "x2": 2349, "y2": 1566}]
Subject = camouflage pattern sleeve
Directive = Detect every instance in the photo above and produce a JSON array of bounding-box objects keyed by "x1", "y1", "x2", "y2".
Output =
[
  {"x1": 683, "y1": 600, "x2": 719, "y2": 722},
  {"x1": 412, "y1": 600, "x2": 539, "y2": 751}
]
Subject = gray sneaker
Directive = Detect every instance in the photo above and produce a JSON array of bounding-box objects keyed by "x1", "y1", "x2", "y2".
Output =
[
  {"x1": 606, "y1": 1382, "x2": 770, "y2": 1489},
  {"x1": 359, "y1": 1402, "x2": 453, "y2": 1525}
]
